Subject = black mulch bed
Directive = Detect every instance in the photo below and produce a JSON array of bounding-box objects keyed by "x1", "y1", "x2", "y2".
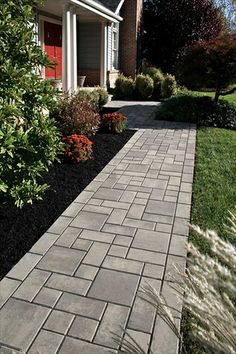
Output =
[{"x1": 0, "y1": 130, "x2": 135, "y2": 280}]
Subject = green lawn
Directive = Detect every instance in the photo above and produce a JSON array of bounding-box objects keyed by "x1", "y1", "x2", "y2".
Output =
[
  {"x1": 193, "y1": 90, "x2": 236, "y2": 105},
  {"x1": 183, "y1": 127, "x2": 236, "y2": 353},
  {"x1": 190, "y1": 127, "x2": 236, "y2": 250}
]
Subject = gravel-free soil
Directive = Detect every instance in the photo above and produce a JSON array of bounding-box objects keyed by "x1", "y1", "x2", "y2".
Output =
[{"x1": 0, "y1": 130, "x2": 135, "y2": 280}]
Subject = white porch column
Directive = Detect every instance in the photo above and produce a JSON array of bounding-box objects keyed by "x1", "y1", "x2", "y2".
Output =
[
  {"x1": 62, "y1": 5, "x2": 77, "y2": 92},
  {"x1": 72, "y1": 10, "x2": 77, "y2": 91},
  {"x1": 100, "y1": 22, "x2": 108, "y2": 87}
]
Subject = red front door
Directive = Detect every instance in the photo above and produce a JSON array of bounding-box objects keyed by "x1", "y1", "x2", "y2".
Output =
[{"x1": 44, "y1": 21, "x2": 62, "y2": 80}]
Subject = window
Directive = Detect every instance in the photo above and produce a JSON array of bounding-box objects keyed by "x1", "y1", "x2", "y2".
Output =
[{"x1": 112, "y1": 23, "x2": 119, "y2": 70}]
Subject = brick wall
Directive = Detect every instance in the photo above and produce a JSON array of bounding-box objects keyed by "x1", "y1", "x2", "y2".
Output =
[{"x1": 120, "y1": 0, "x2": 143, "y2": 78}]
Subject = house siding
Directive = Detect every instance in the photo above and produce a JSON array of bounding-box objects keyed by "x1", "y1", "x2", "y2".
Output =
[{"x1": 77, "y1": 22, "x2": 101, "y2": 86}]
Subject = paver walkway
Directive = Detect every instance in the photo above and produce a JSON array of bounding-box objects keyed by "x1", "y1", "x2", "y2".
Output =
[{"x1": 0, "y1": 103, "x2": 196, "y2": 354}]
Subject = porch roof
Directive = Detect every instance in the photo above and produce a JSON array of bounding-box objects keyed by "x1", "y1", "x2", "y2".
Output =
[
  {"x1": 38, "y1": 0, "x2": 122, "y2": 23},
  {"x1": 71, "y1": 0, "x2": 123, "y2": 22},
  {"x1": 92, "y1": 0, "x2": 124, "y2": 13}
]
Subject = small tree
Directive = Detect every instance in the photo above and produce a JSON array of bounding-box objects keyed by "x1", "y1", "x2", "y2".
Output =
[
  {"x1": 178, "y1": 34, "x2": 236, "y2": 103},
  {"x1": 0, "y1": 0, "x2": 62, "y2": 207}
]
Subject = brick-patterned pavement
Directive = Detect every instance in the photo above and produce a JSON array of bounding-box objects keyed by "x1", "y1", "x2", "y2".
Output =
[{"x1": 0, "y1": 103, "x2": 196, "y2": 354}]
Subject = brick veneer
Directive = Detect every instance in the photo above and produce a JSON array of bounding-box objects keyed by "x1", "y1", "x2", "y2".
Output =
[{"x1": 120, "y1": 0, "x2": 143, "y2": 78}]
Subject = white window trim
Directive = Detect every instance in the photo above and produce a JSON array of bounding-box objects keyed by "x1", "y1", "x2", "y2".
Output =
[{"x1": 112, "y1": 23, "x2": 119, "y2": 70}]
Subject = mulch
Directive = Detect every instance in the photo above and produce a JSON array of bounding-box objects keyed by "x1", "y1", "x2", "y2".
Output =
[{"x1": 0, "y1": 130, "x2": 135, "y2": 280}]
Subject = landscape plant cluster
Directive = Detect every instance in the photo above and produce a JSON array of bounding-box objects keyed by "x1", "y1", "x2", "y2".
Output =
[
  {"x1": 57, "y1": 89, "x2": 127, "y2": 164},
  {"x1": 114, "y1": 69, "x2": 177, "y2": 100},
  {"x1": 0, "y1": 0, "x2": 125, "y2": 208}
]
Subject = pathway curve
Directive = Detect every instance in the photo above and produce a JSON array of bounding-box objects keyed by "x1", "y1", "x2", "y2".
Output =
[{"x1": 0, "y1": 103, "x2": 196, "y2": 354}]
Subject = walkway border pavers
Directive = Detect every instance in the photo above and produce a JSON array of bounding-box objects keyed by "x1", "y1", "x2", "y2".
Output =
[{"x1": 0, "y1": 103, "x2": 196, "y2": 354}]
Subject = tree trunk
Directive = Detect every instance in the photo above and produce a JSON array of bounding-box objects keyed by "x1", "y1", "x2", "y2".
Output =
[{"x1": 214, "y1": 87, "x2": 221, "y2": 103}]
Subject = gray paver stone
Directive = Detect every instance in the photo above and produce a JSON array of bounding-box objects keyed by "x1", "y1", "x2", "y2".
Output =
[
  {"x1": 13, "y1": 269, "x2": 50, "y2": 301},
  {"x1": 0, "y1": 278, "x2": 21, "y2": 308},
  {"x1": 56, "y1": 292, "x2": 106, "y2": 320},
  {"x1": 37, "y1": 246, "x2": 85, "y2": 275},
  {"x1": 132, "y1": 229, "x2": 170, "y2": 254},
  {"x1": 30, "y1": 233, "x2": 60, "y2": 255},
  {"x1": 44, "y1": 309, "x2": 75, "y2": 334},
  {"x1": 55, "y1": 227, "x2": 82, "y2": 248},
  {"x1": 82, "y1": 242, "x2": 110, "y2": 267},
  {"x1": 0, "y1": 298, "x2": 50, "y2": 351},
  {"x1": 68, "y1": 316, "x2": 99, "y2": 342},
  {"x1": 94, "y1": 303, "x2": 130, "y2": 348},
  {"x1": 47, "y1": 216, "x2": 72, "y2": 235},
  {"x1": 88, "y1": 269, "x2": 139, "y2": 306},
  {"x1": 6, "y1": 253, "x2": 42, "y2": 281},
  {"x1": 102, "y1": 255, "x2": 143, "y2": 275},
  {"x1": 75, "y1": 264, "x2": 99, "y2": 280},
  {"x1": 28, "y1": 329, "x2": 63, "y2": 354},
  {"x1": 145, "y1": 200, "x2": 176, "y2": 216},
  {"x1": 46, "y1": 273, "x2": 91, "y2": 296},
  {"x1": 33, "y1": 287, "x2": 62, "y2": 307},
  {"x1": 71, "y1": 211, "x2": 108, "y2": 230}
]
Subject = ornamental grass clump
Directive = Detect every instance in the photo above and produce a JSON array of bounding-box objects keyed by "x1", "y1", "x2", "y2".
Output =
[
  {"x1": 62, "y1": 134, "x2": 93, "y2": 163},
  {"x1": 101, "y1": 113, "x2": 127, "y2": 133},
  {"x1": 116, "y1": 211, "x2": 236, "y2": 354}
]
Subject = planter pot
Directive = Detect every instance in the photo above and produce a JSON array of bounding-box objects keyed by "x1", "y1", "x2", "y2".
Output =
[
  {"x1": 78, "y1": 76, "x2": 86, "y2": 88},
  {"x1": 50, "y1": 79, "x2": 62, "y2": 90}
]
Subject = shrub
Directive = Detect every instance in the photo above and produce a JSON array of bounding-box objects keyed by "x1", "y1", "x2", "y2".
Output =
[
  {"x1": 94, "y1": 86, "x2": 109, "y2": 107},
  {"x1": 63, "y1": 134, "x2": 93, "y2": 163},
  {"x1": 74, "y1": 89, "x2": 100, "y2": 111},
  {"x1": 114, "y1": 75, "x2": 135, "y2": 99},
  {"x1": 156, "y1": 94, "x2": 236, "y2": 129},
  {"x1": 142, "y1": 66, "x2": 159, "y2": 78},
  {"x1": 0, "y1": 0, "x2": 62, "y2": 207},
  {"x1": 135, "y1": 74, "x2": 154, "y2": 100},
  {"x1": 161, "y1": 74, "x2": 177, "y2": 98},
  {"x1": 152, "y1": 69, "x2": 164, "y2": 99},
  {"x1": 59, "y1": 95, "x2": 100, "y2": 136},
  {"x1": 101, "y1": 113, "x2": 127, "y2": 133}
]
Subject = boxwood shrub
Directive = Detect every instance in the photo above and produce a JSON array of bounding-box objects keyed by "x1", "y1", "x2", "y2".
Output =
[{"x1": 135, "y1": 74, "x2": 154, "y2": 100}]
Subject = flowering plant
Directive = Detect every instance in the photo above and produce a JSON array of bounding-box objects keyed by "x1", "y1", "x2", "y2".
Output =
[
  {"x1": 101, "y1": 112, "x2": 127, "y2": 133},
  {"x1": 63, "y1": 134, "x2": 93, "y2": 163}
]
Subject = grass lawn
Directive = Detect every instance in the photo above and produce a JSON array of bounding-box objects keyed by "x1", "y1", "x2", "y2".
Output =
[
  {"x1": 190, "y1": 127, "x2": 236, "y2": 250},
  {"x1": 193, "y1": 90, "x2": 236, "y2": 105},
  {"x1": 183, "y1": 127, "x2": 236, "y2": 353}
]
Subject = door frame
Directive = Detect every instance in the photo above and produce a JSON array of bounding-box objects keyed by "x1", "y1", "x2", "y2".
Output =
[{"x1": 38, "y1": 15, "x2": 63, "y2": 80}]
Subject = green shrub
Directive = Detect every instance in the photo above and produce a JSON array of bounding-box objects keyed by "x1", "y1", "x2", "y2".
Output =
[
  {"x1": 142, "y1": 66, "x2": 159, "y2": 78},
  {"x1": 59, "y1": 95, "x2": 100, "y2": 136},
  {"x1": 74, "y1": 89, "x2": 100, "y2": 111},
  {"x1": 135, "y1": 74, "x2": 154, "y2": 100},
  {"x1": 152, "y1": 70, "x2": 164, "y2": 99},
  {"x1": 94, "y1": 86, "x2": 109, "y2": 107},
  {"x1": 156, "y1": 94, "x2": 236, "y2": 129},
  {"x1": 114, "y1": 75, "x2": 135, "y2": 99},
  {"x1": 0, "y1": 0, "x2": 62, "y2": 207},
  {"x1": 161, "y1": 74, "x2": 177, "y2": 98}
]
